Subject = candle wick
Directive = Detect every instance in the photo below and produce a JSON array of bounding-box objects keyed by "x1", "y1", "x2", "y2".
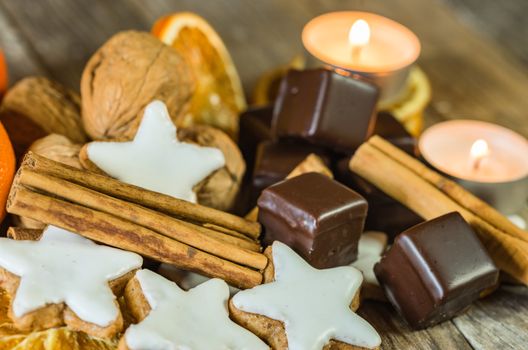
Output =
[
  {"x1": 351, "y1": 46, "x2": 363, "y2": 63},
  {"x1": 472, "y1": 157, "x2": 483, "y2": 172}
]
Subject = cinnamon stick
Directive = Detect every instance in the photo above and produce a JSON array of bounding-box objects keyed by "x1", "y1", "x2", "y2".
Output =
[
  {"x1": 14, "y1": 168, "x2": 266, "y2": 270},
  {"x1": 245, "y1": 154, "x2": 333, "y2": 221},
  {"x1": 369, "y1": 135, "x2": 528, "y2": 242},
  {"x1": 349, "y1": 137, "x2": 528, "y2": 285},
  {"x1": 7, "y1": 227, "x2": 43, "y2": 241},
  {"x1": 7, "y1": 187, "x2": 262, "y2": 289},
  {"x1": 22, "y1": 152, "x2": 261, "y2": 239}
]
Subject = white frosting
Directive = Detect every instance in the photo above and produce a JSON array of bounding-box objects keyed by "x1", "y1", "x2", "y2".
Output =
[
  {"x1": 87, "y1": 100, "x2": 225, "y2": 203},
  {"x1": 232, "y1": 241, "x2": 381, "y2": 350},
  {"x1": 351, "y1": 231, "x2": 388, "y2": 286},
  {"x1": 508, "y1": 215, "x2": 526, "y2": 230},
  {"x1": 125, "y1": 269, "x2": 267, "y2": 350},
  {"x1": 0, "y1": 226, "x2": 142, "y2": 326},
  {"x1": 157, "y1": 263, "x2": 240, "y2": 296}
]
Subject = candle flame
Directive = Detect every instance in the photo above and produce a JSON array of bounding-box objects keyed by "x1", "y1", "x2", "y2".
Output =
[
  {"x1": 470, "y1": 139, "x2": 490, "y2": 171},
  {"x1": 349, "y1": 19, "x2": 370, "y2": 47}
]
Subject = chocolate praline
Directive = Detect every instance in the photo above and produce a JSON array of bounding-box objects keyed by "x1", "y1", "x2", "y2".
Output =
[
  {"x1": 257, "y1": 172, "x2": 367, "y2": 268},
  {"x1": 374, "y1": 212, "x2": 499, "y2": 329},
  {"x1": 250, "y1": 140, "x2": 330, "y2": 203},
  {"x1": 238, "y1": 105, "x2": 274, "y2": 172},
  {"x1": 272, "y1": 68, "x2": 379, "y2": 153}
]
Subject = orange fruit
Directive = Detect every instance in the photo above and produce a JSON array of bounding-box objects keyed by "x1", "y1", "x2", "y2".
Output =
[
  {"x1": 0, "y1": 122, "x2": 15, "y2": 222},
  {"x1": 153, "y1": 12, "x2": 246, "y2": 139},
  {"x1": 0, "y1": 51, "x2": 7, "y2": 96}
]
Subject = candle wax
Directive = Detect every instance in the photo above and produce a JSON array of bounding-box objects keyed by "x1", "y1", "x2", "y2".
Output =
[
  {"x1": 302, "y1": 12, "x2": 420, "y2": 73},
  {"x1": 419, "y1": 120, "x2": 528, "y2": 183}
]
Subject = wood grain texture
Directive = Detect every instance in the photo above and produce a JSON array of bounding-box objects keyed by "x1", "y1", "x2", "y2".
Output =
[
  {"x1": 2, "y1": 0, "x2": 527, "y2": 137},
  {"x1": 359, "y1": 301, "x2": 473, "y2": 350},
  {"x1": 0, "y1": 5, "x2": 46, "y2": 82},
  {"x1": 444, "y1": 0, "x2": 528, "y2": 68},
  {"x1": 453, "y1": 286, "x2": 528, "y2": 350},
  {"x1": 0, "y1": 0, "x2": 527, "y2": 349}
]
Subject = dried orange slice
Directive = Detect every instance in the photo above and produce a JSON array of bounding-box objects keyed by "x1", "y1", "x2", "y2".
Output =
[
  {"x1": 381, "y1": 67, "x2": 431, "y2": 137},
  {"x1": 251, "y1": 54, "x2": 305, "y2": 106},
  {"x1": 153, "y1": 12, "x2": 246, "y2": 139},
  {"x1": 0, "y1": 290, "x2": 118, "y2": 350}
]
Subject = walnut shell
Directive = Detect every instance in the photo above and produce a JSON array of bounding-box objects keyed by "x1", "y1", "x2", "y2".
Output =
[
  {"x1": 29, "y1": 134, "x2": 82, "y2": 169},
  {"x1": 178, "y1": 125, "x2": 245, "y2": 211},
  {"x1": 15, "y1": 134, "x2": 83, "y2": 229},
  {"x1": 0, "y1": 77, "x2": 87, "y2": 158},
  {"x1": 81, "y1": 31, "x2": 195, "y2": 141}
]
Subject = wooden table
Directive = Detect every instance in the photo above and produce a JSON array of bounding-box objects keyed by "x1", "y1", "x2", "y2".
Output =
[{"x1": 0, "y1": 1, "x2": 526, "y2": 349}]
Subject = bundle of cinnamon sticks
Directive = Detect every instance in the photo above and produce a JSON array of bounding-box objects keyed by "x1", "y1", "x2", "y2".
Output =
[
  {"x1": 7, "y1": 152, "x2": 266, "y2": 289},
  {"x1": 350, "y1": 136, "x2": 528, "y2": 285}
]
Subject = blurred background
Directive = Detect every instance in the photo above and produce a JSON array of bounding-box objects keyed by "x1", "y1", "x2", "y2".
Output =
[{"x1": 0, "y1": 0, "x2": 526, "y2": 134}]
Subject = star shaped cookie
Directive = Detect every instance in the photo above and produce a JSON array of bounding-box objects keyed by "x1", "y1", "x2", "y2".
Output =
[
  {"x1": 232, "y1": 241, "x2": 381, "y2": 350},
  {"x1": 351, "y1": 231, "x2": 388, "y2": 286},
  {"x1": 123, "y1": 269, "x2": 268, "y2": 350},
  {"x1": 0, "y1": 225, "x2": 143, "y2": 327},
  {"x1": 87, "y1": 100, "x2": 225, "y2": 202}
]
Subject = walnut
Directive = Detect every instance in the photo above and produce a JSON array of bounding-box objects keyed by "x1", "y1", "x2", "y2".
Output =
[
  {"x1": 29, "y1": 134, "x2": 82, "y2": 169},
  {"x1": 0, "y1": 77, "x2": 87, "y2": 158},
  {"x1": 178, "y1": 125, "x2": 245, "y2": 211},
  {"x1": 81, "y1": 31, "x2": 195, "y2": 141},
  {"x1": 14, "y1": 134, "x2": 83, "y2": 230}
]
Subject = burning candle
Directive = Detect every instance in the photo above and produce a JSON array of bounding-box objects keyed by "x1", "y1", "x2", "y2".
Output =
[
  {"x1": 419, "y1": 120, "x2": 528, "y2": 214},
  {"x1": 348, "y1": 19, "x2": 370, "y2": 62},
  {"x1": 302, "y1": 11, "x2": 421, "y2": 105},
  {"x1": 469, "y1": 139, "x2": 489, "y2": 172}
]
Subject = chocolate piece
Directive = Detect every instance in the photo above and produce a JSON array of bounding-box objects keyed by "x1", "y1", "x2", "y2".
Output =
[
  {"x1": 258, "y1": 172, "x2": 367, "y2": 268},
  {"x1": 272, "y1": 68, "x2": 379, "y2": 153},
  {"x1": 251, "y1": 140, "x2": 330, "y2": 202},
  {"x1": 238, "y1": 105, "x2": 273, "y2": 171},
  {"x1": 374, "y1": 212, "x2": 499, "y2": 329},
  {"x1": 372, "y1": 111, "x2": 417, "y2": 155},
  {"x1": 335, "y1": 158, "x2": 422, "y2": 239}
]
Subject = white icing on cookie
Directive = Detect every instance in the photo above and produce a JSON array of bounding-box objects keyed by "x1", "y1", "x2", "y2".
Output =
[
  {"x1": 232, "y1": 241, "x2": 381, "y2": 350},
  {"x1": 351, "y1": 231, "x2": 388, "y2": 286},
  {"x1": 125, "y1": 269, "x2": 268, "y2": 350},
  {"x1": 0, "y1": 226, "x2": 142, "y2": 327},
  {"x1": 157, "y1": 263, "x2": 240, "y2": 295},
  {"x1": 87, "y1": 100, "x2": 225, "y2": 203}
]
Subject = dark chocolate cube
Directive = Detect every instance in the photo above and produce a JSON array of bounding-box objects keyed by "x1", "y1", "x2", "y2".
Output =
[
  {"x1": 334, "y1": 158, "x2": 423, "y2": 240},
  {"x1": 251, "y1": 140, "x2": 330, "y2": 203},
  {"x1": 238, "y1": 105, "x2": 274, "y2": 171},
  {"x1": 258, "y1": 172, "x2": 367, "y2": 268},
  {"x1": 272, "y1": 68, "x2": 379, "y2": 153},
  {"x1": 374, "y1": 212, "x2": 499, "y2": 329},
  {"x1": 371, "y1": 111, "x2": 417, "y2": 156}
]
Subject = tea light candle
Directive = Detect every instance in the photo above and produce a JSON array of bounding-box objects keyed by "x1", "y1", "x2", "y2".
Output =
[
  {"x1": 419, "y1": 120, "x2": 528, "y2": 214},
  {"x1": 302, "y1": 11, "x2": 420, "y2": 105}
]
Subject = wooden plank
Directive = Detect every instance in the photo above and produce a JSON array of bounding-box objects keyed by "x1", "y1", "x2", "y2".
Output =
[
  {"x1": 359, "y1": 301, "x2": 473, "y2": 350},
  {"x1": 128, "y1": 0, "x2": 528, "y2": 136},
  {"x1": 442, "y1": 0, "x2": 528, "y2": 68},
  {"x1": 0, "y1": 1, "x2": 527, "y2": 348},
  {"x1": 3, "y1": 0, "x2": 528, "y2": 137},
  {"x1": 452, "y1": 286, "x2": 528, "y2": 350},
  {"x1": 0, "y1": 0, "x2": 149, "y2": 89},
  {"x1": 0, "y1": 4, "x2": 46, "y2": 83}
]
